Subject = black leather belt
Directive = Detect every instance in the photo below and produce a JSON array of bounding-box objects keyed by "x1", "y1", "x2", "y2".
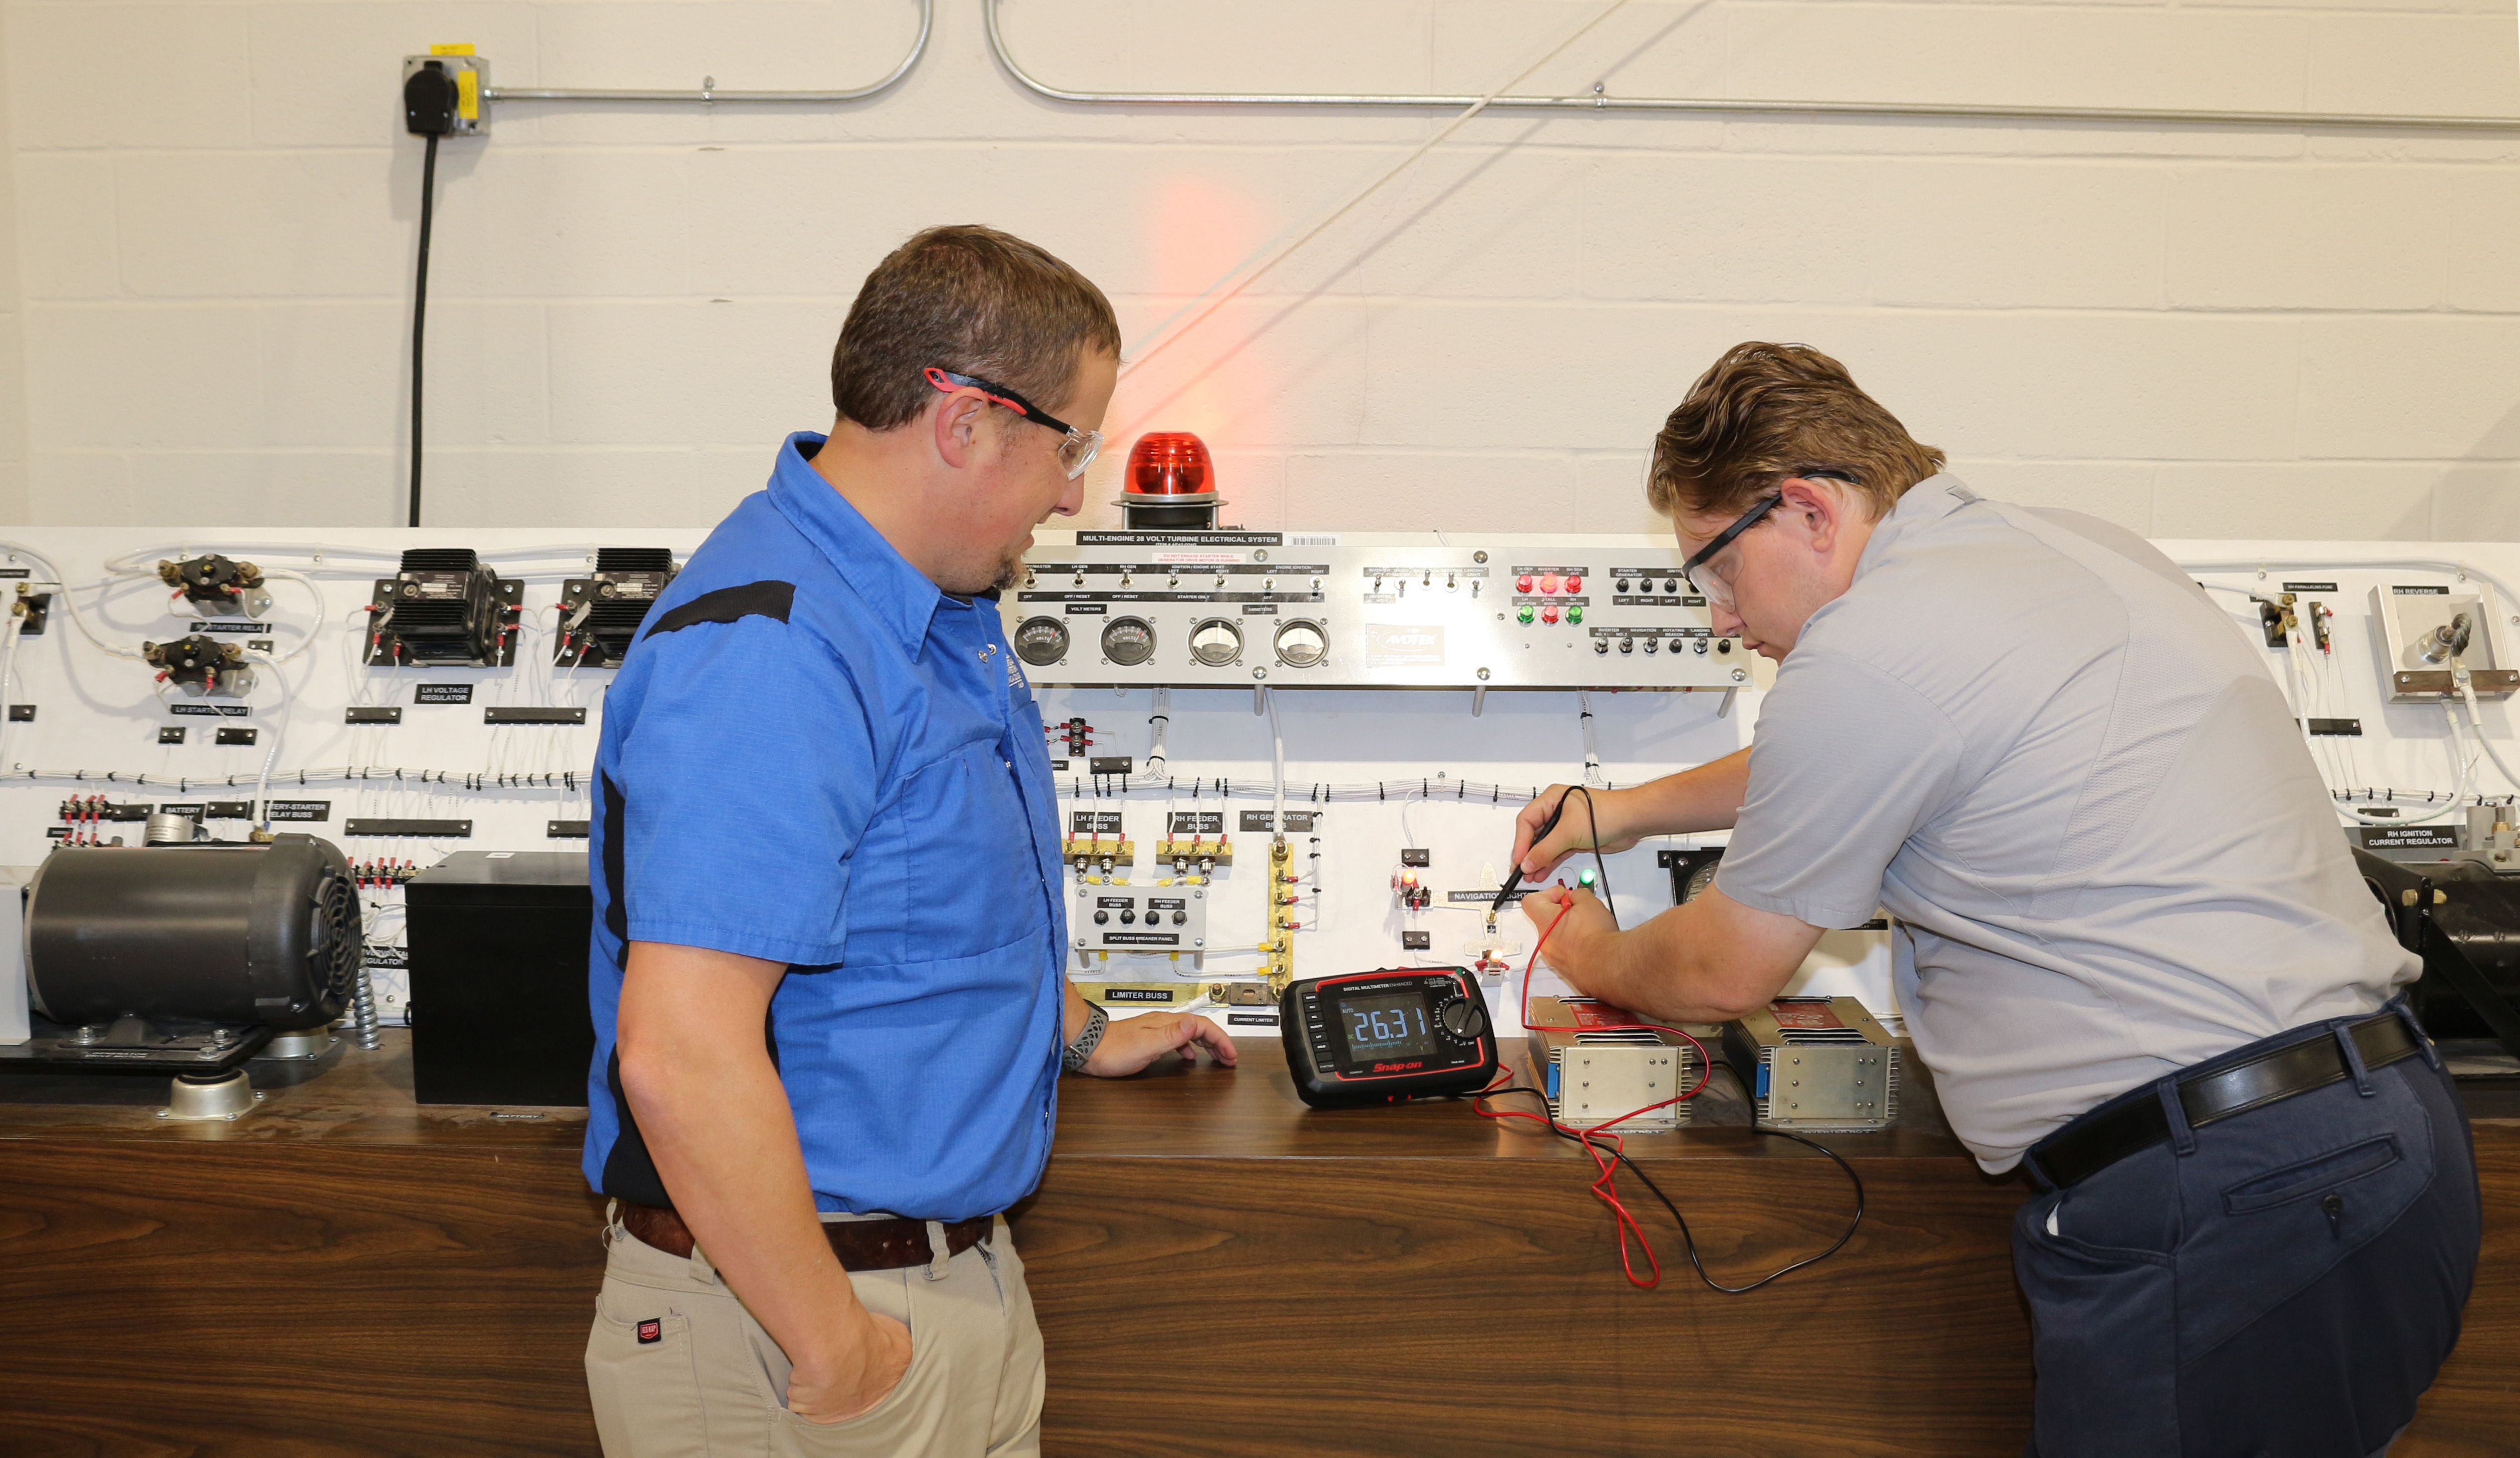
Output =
[
  {"x1": 620, "y1": 1204, "x2": 992, "y2": 1271},
  {"x1": 2029, "y1": 1011, "x2": 2423, "y2": 1191}
]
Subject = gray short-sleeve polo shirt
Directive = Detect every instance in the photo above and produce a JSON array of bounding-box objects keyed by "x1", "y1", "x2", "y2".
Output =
[{"x1": 1717, "y1": 476, "x2": 2416, "y2": 1173}]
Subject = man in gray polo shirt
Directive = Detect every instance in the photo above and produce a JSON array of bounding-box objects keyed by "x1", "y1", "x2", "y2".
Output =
[{"x1": 1514, "y1": 342, "x2": 2479, "y2": 1458}]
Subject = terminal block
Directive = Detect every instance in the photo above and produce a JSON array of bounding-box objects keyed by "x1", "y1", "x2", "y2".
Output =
[
  {"x1": 1156, "y1": 835, "x2": 1230, "y2": 867},
  {"x1": 1266, "y1": 838, "x2": 1296, "y2": 992},
  {"x1": 355, "y1": 859, "x2": 418, "y2": 889},
  {"x1": 556, "y1": 548, "x2": 680, "y2": 668},
  {"x1": 158, "y1": 554, "x2": 271, "y2": 618},
  {"x1": 1063, "y1": 834, "x2": 1136, "y2": 870},
  {"x1": 1047, "y1": 717, "x2": 1095, "y2": 758},
  {"x1": 142, "y1": 635, "x2": 254, "y2": 698},
  {"x1": 365, "y1": 547, "x2": 522, "y2": 667}
]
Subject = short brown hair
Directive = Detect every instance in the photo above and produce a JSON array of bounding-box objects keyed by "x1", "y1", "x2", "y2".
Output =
[
  {"x1": 830, "y1": 225, "x2": 1123, "y2": 431},
  {"x1": 1646, "y1": 343, "x2": 1944, "y2": 521}
]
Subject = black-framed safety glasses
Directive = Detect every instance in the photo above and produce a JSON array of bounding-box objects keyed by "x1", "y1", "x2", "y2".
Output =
[
  {"x1": 923, "y1": 368, "x2": 1105, "y2": 480},
  {"x1": 1678, "y1": 469, "x2": 1860, "y2": 608}
]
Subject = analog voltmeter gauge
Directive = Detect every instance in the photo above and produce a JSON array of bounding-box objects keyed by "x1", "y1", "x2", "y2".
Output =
[
  {"x1": 1188, "y1": 618, "x2": 1243, "y2": 667},
  {"x1": 1013, "y1": 616, "x2": 1070, "y2": 667},
  {"x1": 1100, "y1": 617, "x2": 1155, "y2": 667},
  {"x1": 1274, "y1": 620, "x2": 1328, "y2": 669}
]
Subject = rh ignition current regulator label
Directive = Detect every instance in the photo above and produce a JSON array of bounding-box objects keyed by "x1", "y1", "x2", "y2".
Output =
[
  {"x1": 2361, "y1": 825, "x2": 2459, "y2": 848},
  {"x1": 1365, "y1": 626, "x2": 1444, "y2": 667}
]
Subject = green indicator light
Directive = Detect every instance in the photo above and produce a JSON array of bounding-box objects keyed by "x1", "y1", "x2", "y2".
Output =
[
  {"x1": 1578, "y1": 868, "x2": 1598, "y2": 889},
  {"x1": 1567, "y1": 604, "x2": 1585, "y2": 625},
  {"x1": 1516, "y1": 604, "x2": 1535, "y2": 625}
]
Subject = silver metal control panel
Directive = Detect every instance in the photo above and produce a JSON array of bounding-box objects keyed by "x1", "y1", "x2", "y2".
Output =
[{"x1": 1004, "y1": 530, "x2": 1752, "y2": 690}]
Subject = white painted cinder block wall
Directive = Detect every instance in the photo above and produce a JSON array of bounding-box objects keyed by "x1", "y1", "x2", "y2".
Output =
[{"x1": 4, "y1": 0, "x2": 2519, "y2": 539}]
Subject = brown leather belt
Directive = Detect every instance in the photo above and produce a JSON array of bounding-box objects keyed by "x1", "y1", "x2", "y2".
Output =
[{"x1": 619, "y1": 1203, "x2": 992, "y2": 1271}]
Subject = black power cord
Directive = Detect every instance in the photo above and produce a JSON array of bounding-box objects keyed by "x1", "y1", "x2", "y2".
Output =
[
  {"x1": 409, "y1": 131, "x2": 437, "y2": 529},
  {"x1": 402, "y1": 63, "x2": 459, "y2": 529},
  {"x1": 1473, "y1": 1082, "x2": 1866, "y2": 1294}
]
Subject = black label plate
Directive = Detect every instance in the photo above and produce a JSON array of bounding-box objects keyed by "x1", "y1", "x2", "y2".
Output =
[
  {"x1": 2360, "y1": 825, "x2": 2457, "y2": 848},
  {"x1": 345, "y1": 818, "x2": 473, "y2": 837}
]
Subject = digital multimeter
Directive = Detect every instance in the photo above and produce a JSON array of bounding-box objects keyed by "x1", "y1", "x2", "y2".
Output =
[{"x1": 1282, "y1": 967, "x2": 1498, "y2": 1108}]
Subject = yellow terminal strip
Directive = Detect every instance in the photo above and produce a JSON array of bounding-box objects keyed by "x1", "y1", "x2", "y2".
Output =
[
  {"x1": 1265, "y1": 838, "x2": 1296, "y2": 993},
  {"x1": 1156, "y1": 836, "x2": 1232, "y2": 864},
  {"x1": 1062, "y1": 834, "x2": 1136, "y2": 867}
]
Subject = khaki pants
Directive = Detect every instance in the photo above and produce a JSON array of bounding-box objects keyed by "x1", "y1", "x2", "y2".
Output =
[{"x1": 584, "y1": 1207, "x2": 1044, "y2": 1458}]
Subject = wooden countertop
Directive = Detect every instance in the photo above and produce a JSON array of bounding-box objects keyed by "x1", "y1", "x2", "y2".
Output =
[{"x1": 0, "y1": 1029, "x2": 1995, "y2": 1170}]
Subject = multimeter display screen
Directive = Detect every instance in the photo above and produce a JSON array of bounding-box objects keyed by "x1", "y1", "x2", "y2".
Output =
[{"x1": 1339, "y1": 992, "x2": 1436, "y2": 1060}]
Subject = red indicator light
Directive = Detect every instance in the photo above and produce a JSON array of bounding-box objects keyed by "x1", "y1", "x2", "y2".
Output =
[
  {"x1": 1541, "y1": 605, "x2": 1561, "y2": 625},
  {"x1": 1515, "y1": 574, "x2": 1534, "y2": 593},
  {"x1": 1563, "y1": 575, "x2": 1582, "y2": 594},
  {"x1": 1124, "y1": 432, "x2": 1213, "y2": 497}
]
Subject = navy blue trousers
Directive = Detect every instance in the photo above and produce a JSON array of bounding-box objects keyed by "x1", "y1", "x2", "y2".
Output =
[{"x1": 2015, "y1": 1005, "x2": 2481, "y2": 1458}]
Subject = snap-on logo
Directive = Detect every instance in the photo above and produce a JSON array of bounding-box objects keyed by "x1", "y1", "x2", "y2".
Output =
[
  {"x1": 637, "y1": 1319, "x2": 662, "y2": 1344},
  {"x1": 1372, "y1": 1060, "x2": 1426, "y2": 1073}
]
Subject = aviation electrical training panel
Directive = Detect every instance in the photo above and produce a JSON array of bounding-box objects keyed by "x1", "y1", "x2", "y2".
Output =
[
  {"x1": 10, "y1": 525, "x2": 2520, "y2": 1045},
  {"x1": 1003, "y1": 531, "x2": 1750, "y2": 691}
]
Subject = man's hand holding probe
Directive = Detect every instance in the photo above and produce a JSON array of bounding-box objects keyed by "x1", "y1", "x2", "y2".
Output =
[{"x1": 1502, "y1": 751, "x2": 1825, "y2": 1025}]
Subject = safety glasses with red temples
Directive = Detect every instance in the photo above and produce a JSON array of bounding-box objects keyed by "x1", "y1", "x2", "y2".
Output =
[{"x1": 923, "y1": 368, "x2": 1105, "y2": 480}]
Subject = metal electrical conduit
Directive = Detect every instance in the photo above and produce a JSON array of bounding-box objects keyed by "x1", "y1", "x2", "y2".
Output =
[
  {"x1": 985, "y1": 0, "x2": 2520, "y2": 133},
  {"x1": 481, "y1": 0, "x2": 931, "y2": 104}
]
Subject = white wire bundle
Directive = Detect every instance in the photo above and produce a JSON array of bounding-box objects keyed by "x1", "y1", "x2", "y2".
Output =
[
  {"x1": 1056, "y1": 772, "x2": 1579, "y2": 806},
  {"x1": 2196, "y1": 578, "x2": 2494, "y2": 826}
]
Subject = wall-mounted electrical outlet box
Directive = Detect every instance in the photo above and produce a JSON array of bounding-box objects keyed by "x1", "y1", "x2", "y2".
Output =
[{"x1": 404, "y1": 47, "x2": 490, "y2": 137}]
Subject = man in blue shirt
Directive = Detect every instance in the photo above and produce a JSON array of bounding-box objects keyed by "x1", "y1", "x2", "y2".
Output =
[{"x1": 581, "y1": 225, "x2": 1235, "y2": 1456}]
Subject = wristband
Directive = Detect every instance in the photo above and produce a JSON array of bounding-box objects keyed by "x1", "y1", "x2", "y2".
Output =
[{"x1": 1063, "y1": 1001, "x2": 1108, "y2": 1074}]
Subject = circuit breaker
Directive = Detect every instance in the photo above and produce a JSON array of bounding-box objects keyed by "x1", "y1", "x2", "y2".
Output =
[{"x1": 1072, "y1": 882, "x2": 1208, "y2": 968}]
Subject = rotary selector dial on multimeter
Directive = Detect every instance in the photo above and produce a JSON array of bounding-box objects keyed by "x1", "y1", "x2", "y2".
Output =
[{"x1": 1282, "y1": 968, "x2": 1498, "y2": 1108}]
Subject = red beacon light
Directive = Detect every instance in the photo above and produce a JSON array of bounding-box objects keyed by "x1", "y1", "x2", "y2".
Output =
[{"x1": 1119, "y1": 432, "x2": 1225, "y2": 531}]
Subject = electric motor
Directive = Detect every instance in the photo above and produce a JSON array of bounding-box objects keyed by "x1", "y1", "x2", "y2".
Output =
[{"x1": 25, "y1": 834, "x2": 362, "y2": 1030}]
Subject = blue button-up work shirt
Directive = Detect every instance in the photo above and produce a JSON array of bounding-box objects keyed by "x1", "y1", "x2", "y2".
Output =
[{"x1": 583, "y1": 433, "x2": 1069, "y2": 1220}]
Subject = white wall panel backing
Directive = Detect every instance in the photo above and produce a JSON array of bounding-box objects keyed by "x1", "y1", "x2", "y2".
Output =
[
  {"x1": 5, "y1": 524, "x2": 2516, "y2": 1048},
  {"x1": 2, "y1": 1, "x2": 2518, "y2": 537}
]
